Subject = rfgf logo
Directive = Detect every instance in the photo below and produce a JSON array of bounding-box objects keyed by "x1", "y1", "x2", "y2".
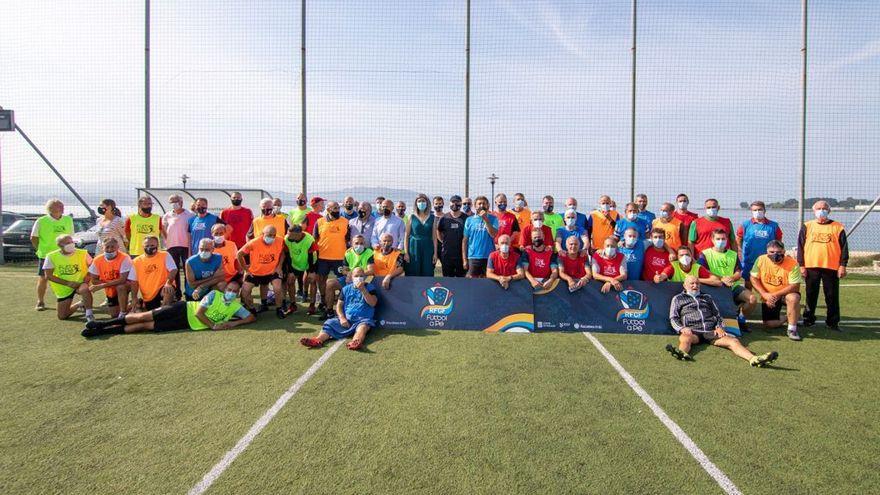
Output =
[
  {"x1": 420, "y1": 284, "x2": 454, "y2": 327},
  {"x1": 616, "y1": 288, "x2": 650, "y2": 333}
]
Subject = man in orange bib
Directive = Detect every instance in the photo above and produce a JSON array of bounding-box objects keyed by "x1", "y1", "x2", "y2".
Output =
[
  {"x1": 797, "y1": 200, "x2": 848, "y2": 331},
  {"x1": 88, "y1": 237, "x2": 132, "y2": 317}
]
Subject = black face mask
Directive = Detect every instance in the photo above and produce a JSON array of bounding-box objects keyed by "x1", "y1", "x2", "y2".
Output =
[
  {"x1": 543, "y1": 205, "x2": 554, "y2": 213},
  {"x1": 297, "y1": 199, "x2": 307, "y2": 206},
  {"x1": 476, "y1": 207, "x2": 487, "y2": 214},
  {"x1": 434, "y1": 205, "x2": 443, "y2": 212},
  {"x1": 330, "y1": 211, "x2": 341, "y2": 219},
  {"x1": 381, "y1": 208, "x2": 391, "y2": 217},
  {"x1": 769, "y1": 253, "x2": 784, "y2": 263},
  {"x1": 141, "y1": 207, "x2": 152, "y2": 215},
  {"x1": 344, "y1": 204, "x2": 354, "y2": 211},
  {"x1": 450, "y1": 204, "x2": 461, "y2": 212},
  {"x1": 97, "y1": 206, "x2": 107, "y2": 215},
  {"x1": 196, "y1": 207, "x2": 207, "y2": 214},
  {"x1": 262, "y1": 208, "x2": 273, "y2": 216},
  {"x1": 290, "y1": 226, "x2": 303, "y2": 235},
  {"x1": 532, "y1": 239, "x2": 544, "y2": 247},
  {"x1": 497, "y1": 203, "x2": 507, "y2": 211},
  {"x1": 358, "y1": 210, "x2": 367, "y2": 219},
  {"x1": 396, "y1": 209, "x2": 406, "y2": 216},
  {"x1": 144, "y1": 246, "x2": 158, "y2": 255},
  {"x1": 231, "y1": 199, "x2": 242, "y2": 206}
]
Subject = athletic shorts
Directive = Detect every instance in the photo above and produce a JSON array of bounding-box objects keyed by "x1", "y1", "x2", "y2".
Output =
[
  {"x1": 316, "y1": 259, "x2": 344, "y2": 277},
  {"x1": 106, "y1": 294, "x2": 119, "y2": 307},
  {"x1": 151, "y1": 301, "x2": 190, "y2": 332},
  {"x1": 37, "y1": 259, "x2": 46, "y2": 276},
  {"x1": 57, "y1": 292, "x2": 75, "y2": 303},
  {"x1": 322, "y1": 316, "x2": 375, "y2": 340},
  {"x1": 696, "y1": 332, "x2": 721, "y2": 345},
  {"x1": 142, "y1": 294, "x2": 164, "y2": 311},
  {"x1": 287, "y1": 269, "x2": 305, "y2": 281},
  {"x1": 761, "y1": 302, "x2": 783, "y2": 322},
  {"x1": 732, "y1": 285, "x2": 747, "y2": 300},
  {"x1": 467, "y1": 258, "x2": 488, "y2": 277},
  {"x1": 244, "y1": 272, "x2": 281, "y2": 286}
]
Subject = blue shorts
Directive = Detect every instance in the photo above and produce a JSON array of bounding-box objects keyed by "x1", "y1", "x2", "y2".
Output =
[
  {"x1": 322, "y1": 317, "x2": 375, "y2": 339},
  {"x1": 732, "y1": 285, "x2": 747, "y2": 299}
]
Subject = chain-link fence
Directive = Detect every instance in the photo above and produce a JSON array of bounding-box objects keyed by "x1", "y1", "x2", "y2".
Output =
[{"x1": 1, "y1": 0, "x2": 878, "y2": 252}]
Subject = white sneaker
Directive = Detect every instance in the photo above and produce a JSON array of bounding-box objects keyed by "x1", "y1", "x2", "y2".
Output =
[{"x1": 787, "y1": 328, "x2": 802, "y2": 341}]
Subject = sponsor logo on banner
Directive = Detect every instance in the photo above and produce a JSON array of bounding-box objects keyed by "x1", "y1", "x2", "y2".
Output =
[
  {"x1": 420, "y1": 284, "x2": 455, "y2": 327},
  {"x1": 616, "y1": 288, "x2": 650, "y2": 333}
]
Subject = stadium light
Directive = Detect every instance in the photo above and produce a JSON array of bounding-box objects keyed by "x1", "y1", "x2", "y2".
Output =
[
  {"x1": 181, "y1": 174, "x2": 189, "y2": 190},
  {"x1": 488, "y1": 173, "x2": 499, "y2": 210}
]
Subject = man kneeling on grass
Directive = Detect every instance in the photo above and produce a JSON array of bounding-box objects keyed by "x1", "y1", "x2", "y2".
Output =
[
  {"x1": 300, "y1": 266, "x2": 377, "y2": 351},
  {"x1": 81, "y1": 280, "x2": 254, "y2": 337},
  {"x1": 666, "y1": 275, "x2": 778, "y2": 367}
]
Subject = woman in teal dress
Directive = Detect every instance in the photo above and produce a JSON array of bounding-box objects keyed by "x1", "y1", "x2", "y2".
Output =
[{"x1": 404, "y1": 193, "x2": 437, "y2": 276}]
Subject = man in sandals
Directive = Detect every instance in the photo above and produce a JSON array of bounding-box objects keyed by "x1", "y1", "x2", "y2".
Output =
[
  {"x1": 666, "y1": 275, "x2": 778, "y2": 367},
  {"x1": 300, "y1": 267, "x2": 377, "y2": 351}
]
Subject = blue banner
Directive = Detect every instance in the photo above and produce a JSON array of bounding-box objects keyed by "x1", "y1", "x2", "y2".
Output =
[{"x1": 373, "y1": 277, "x2": 739, "y2": 334}]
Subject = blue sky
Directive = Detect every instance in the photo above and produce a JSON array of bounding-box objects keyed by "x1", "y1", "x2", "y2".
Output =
[{"x1": 1, "y1": 0, "x2": 878, "y2": 210}]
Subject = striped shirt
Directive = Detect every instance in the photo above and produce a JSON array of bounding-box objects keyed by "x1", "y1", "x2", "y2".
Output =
[{"x1": 669, "y1": 291, "x2": 723, "y2": 335}]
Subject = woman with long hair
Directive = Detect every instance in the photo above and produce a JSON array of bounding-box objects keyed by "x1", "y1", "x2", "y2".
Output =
[
  {"x1": 96, "y1": 198, "x2": 128, "y2": 253},
  {"x1": 404, "y1": 193, "x2": 437, "y2": 276}
]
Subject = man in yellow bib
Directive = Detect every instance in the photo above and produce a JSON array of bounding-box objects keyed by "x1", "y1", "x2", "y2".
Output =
[
  {"x1": 42, "y1": 234, "x2": 94, "y2": 321},
  {"x1": 30, "y1": 198, "x2": 74, "y2": 310},
  {"x1": 797, "y1": 200, "x2": 848, "y2": 331},
  {"x1": 126, "y1": 196, "x2": 164, "y2": 257}
]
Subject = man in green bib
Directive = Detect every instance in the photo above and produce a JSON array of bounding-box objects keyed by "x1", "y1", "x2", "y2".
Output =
[
  {"x1": 42, "y1": 234, "x2": 94, "y2": 321},
  {"x1": 698, "y1": 229, "x2": 756, "y2": 331},
  {"x1": 30, "y1": 199, "x2": 74, "y2": 310},
  {"x1": 281, "y1": 223, "x2": 316, "y2": 316},
  {"x1": 81, "y1": 280, "x2": 255, "y2": 337},
  {"x1": 667, "y1": 245, "x2": 721, "y2": 286}
]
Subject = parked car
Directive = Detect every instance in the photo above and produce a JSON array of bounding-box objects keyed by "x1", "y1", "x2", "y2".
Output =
[
  {"x1": 2, "y1": 216, "x2": 95, "y2": 261},
  {"x1": 73, "y1": 224, "x2": 100, "y2": 256},
  {"x1": 1, "y1": 211, "x2": 27, "y2": 231}
]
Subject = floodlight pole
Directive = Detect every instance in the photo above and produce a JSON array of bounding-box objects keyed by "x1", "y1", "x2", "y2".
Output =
[
  {"x1": 145, "y1": 0, "x2": 151, "y2": 188},
  {"x1": 798, "y1": 0, "x2": 807, "y2": 230},
  {"x1": 629, "y1": 0, "x2": 637, "y2": 202},
  {"x1": 488, "y1": 173, "x2": 498, "y2": 210},
  {"x1": 464, "y1": 0, "x2": 471, "y2": 198},
  {"x1": 301, "y1": 0, "x2": 307, "y2": 196}
]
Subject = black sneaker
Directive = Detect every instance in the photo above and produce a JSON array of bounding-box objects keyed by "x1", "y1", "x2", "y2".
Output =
[
  {"x1": 802, "y1": 319, "x2": 816, "y2": 327},
  {"x1": 81, "y1": 326, "x2": 101, "y2": 338},
  {"x1": 276, "y1": 306, "x2": 287, "y2": 319},
  {"x1": 258, "y1": 304, "x2": 270, "y2": 314},
  {"x1": 665, "y1": 344, "x2": 692, "y2": 361}
]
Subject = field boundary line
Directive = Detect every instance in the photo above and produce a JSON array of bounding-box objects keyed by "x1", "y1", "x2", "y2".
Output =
[
  {"x1": 582, "y1": 332, "x2": 743, "y2": 495},
  {"x1": 187, "y1": 339, "x2": 345, "y2": 495}
]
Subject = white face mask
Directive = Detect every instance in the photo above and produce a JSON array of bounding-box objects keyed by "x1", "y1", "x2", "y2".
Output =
[
  {"x1": 604, "y1": 247, "x2": 617, "y2": 257},
  {"x1": 752, "y1": 210, "x2": 765, "y2": 220},
  {"x1": 599, "y1": 204, "x2": 610, "y2": 212},
  {"x1": 706, "y1": 207, "x2": 719, "y2": 217},
  {"x1": 651, "y1": 238, "x2": 665, "y2": 249},
  {"x1": 678, "y1": 200, "x2": 688, "y2": 210},
  {"x1": 213, "y1": 235, "x2": 225, "y2": 245},
  {"x1": 624, "y1": 236, "x2": 637, "y2": 247},
  {"x1": 62, "y1": 243, "x2": 76, "y2": 254},
  {"x1": 565, "y1": 217, "x2": 576, "y2": 227},
  {"x1": 273, "y1": 206, "x2": 282, "y2": 214},
  {"x1": 815, "y1": 209, "x2": 830, "y2": 220},
  {"x1": 686, "y1": 288, "x2": 700, "y2": 297},
  {"x1": 499, "y1": 244, "x2": 510, "y2": 254},
  {"x1": 199, "y1": 251, "x2": 212, "y2": 260},
  {"x1": 263, "y1": 236, "x2": 275, "y2": 245},
  {"x1": 353, "y1": 245, "x2": 365, "y2": 254},
  {"x1": 626, "y1": 212, "x2": 637, "y2": 221},
  {"x1": 105, "y1": 250, "x2": 118, "y2": 259},
  {"x1": 223, "y1": 291, "x2": 237, "y2": 303},
  {"x1": 532, "y1": 220, "x2": 543, "y2": 228},
  {"x1": 352, "y1": 276, "x2": 365, "y2": 286},
  {"x1": 172, "y1": 201, "x2": 183, "y2": 210},
  {"x1": 659, "y1": 210, "x2": 670, "y2": 219},
  {"x1": 679, "y1": 255, "x2": 692, "y2": 266}
]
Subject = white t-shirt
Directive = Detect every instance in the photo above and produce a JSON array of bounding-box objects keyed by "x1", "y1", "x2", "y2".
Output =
[{"x1": 87, "y1": 256, "x2": 133, "y2": 276}]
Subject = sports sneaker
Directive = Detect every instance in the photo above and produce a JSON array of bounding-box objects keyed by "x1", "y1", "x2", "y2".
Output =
[
  {"x1": 307, "y1": 303, "x2": 317, "y2": 315},
  {"x1": 299, "y1": 337, "x2": 323, "y2": 348},
  {"x1": 787, "y1": 328, "x2": 802, "y2": 341},
  {"x1": 750, "y1": 351, "x2": 779, "y2": 367},
  {"x1": 276, "y1": 306, "x2": 287, "y2": 319},
  {"x1": 257, "y1": 303, "x2": 270, "y2": 314},
  {"x1": 665, "y1": 344, "x2": 692, "y2": 361},
  {"x1": 86, "y1": 314, "x2": 95, "y2": 324},
  {"x1": 35, "y1": 302, "x2": 46, "y2": 311}
]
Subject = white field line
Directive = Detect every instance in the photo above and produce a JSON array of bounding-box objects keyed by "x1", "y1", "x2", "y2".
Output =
[
  {"x1": 582, "y1": 332, "x2": 743, "y2": 495},
  {"x1": 187, "y1": 339, "x2": 345, "y2": 495}
]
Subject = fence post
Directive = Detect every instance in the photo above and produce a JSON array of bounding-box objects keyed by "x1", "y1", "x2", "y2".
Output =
[
  {"x1": 145, "y1": 0, "x2": 151, "y2": 189},
  {"x1": 798, "y1": 0, "x2": 808, "y2": 229},
  {"x1": 301, "y1": 0, "x2": 307, "y2": 196},
  {"x1": 464, "y1": 0, "x2": 471, "y2": 198}
]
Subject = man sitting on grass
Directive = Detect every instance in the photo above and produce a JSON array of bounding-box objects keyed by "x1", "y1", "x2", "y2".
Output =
[
  {"x1": 300, "y1": 267, "x2": 377, "y2": 351},
  {"x1": 81, "y1": 280, "x2": 254, "y2": 337},
  {"x1": 666, "y1": 275, "x2": 778, "y2": 367}
]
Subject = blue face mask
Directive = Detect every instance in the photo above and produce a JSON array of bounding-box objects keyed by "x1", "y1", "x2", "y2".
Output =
[
  {"x1": 223, "y1": 291, "x2": 237, "y2": 303},
  {"x1": 816, "y1": 209, "x2": 829, "y2": 220},
  {"x1": 105, "y1": 251, "x2": 118, "y2": 260},
  {"x1": 417, "y1": 201, "x2": 428, "y2": 211},
  {"x1": 714, "y1": 239, "x2": 726, "y2": 250},
  {"x1": 706, "y1": 207, "x2": 719, "y2": 217},
  {"x1": 199, "y1": 251, "x2": 212, "y2": 260}
]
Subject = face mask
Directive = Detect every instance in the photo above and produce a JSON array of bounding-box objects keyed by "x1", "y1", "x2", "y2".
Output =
[
  {"x1": 679, "y1": 255, "x2": 692, "y2": 265},
  {"x1": 199, "y1": 251, "x2": 212, "y2": 261},
  {"x1": 532, "y1": 239, "x2": 544, "y2": 248},
  {"x1": 273, "y1": 206, "x2": 282, "y2": 215},
  {"x1": 213, "y1": 235, "x2": 225, "y2": 245},
  {"x1": 714, "y1": 239, "x2": 726, "y2": 250},
  {"x1": 290, "y1": 227, "x2": 303, "y2": 235},
  {"x1": 815, "y1": 209, "x2": 829, "y2": 220},
  {"x1": 532, "y1": 220, "x2": 543, "y2": 228},
  {"x1": 565, "y1": 217, "x2": 576, "y2": 227},
  {"x1": 396, "y1": 209, "x2": 406, "y2": 217},
  {"x1": 659, "y1": 210, "x2": 670, "y2": 219},
  {"x1": 624, "y1": 236, "x2": 637, "y2": 247},
  {"x1": 353, "y1": 245, "x2": 365, "y2": 254},
  {"x1": 476, "y1": 207, "x2": 487, "y2": 215},
  {"x1": 599, "y1": 204, "x2": 610, "y2": 212},
  {"x1": 97, "y1": 206, "x2": 107, "y2": 215},
  {"x1": 626, "y1": 212, "x2": 637, "y2": 221},
  {"x1": 769, "y1": 252, "x2": 784, "y2": 263},
  {"x1": 417, "y1": 201, "x2": 428, "y2": 211},
  {"x1": 344, "y1": 203, "x2": 353, "y2": 211},
  {"x1": 357, "y1": 210, "x2": 367, "y2": 219},
  {"x1": 105, "y1": 250, "x2": 118, "y2": 259},
  {"x1": 499, "y1": 244, "x2": 510, "y2": 254},
  {"x1": 352, "y1": 276, "x2": 365, "y2": 286},
  {"x1": 434, "y1": 205, "x2": 443, "y2": 212},
  {"x1": 651, "y1": 238, "x2": 665, "y2": 249},
  {"x1": 223, "y1": 291, "x2": 237, "y2": 303},
  {"x1": 171, "y1": 202, "x2": 182, "y2": 210},
  {"x1": 196, "y1": 207, "x2": 208, "y2": 214},
  {"x1": 262, "y1": 208, "x2": 273, "y2": 216},
  {"x1": 231, "y1": 199, "x2": 242, "y2": 206},
  {"x1": 752, "y1": 210, "x2": 765, "y2": 220},
  {"x1": 329, "y1": 211, "x2": 341, "y2": 219},
  {"x1": 144, "y1": 246, "x2": 158, "y2": 255},
  {"x1": 450, "y1": 204, "x2": 460, "y2": 212},
  {"x1": 515, "y1": 199, "x2": 525, "y2": 208},
  {"x1": 497, "y1": 203, "x2": 507, "y2": 211},
  {"x1": 604, "y1": 247, "x2": 617, "y2": 257},
  {"x1": 686, "y1": 289, "x2": 700, "y2": 297},
  {"x1": 62, "y1": 243, "x2": 76, "y2": 254},
  {"x1": 543, "y1": 205, "x2": 553, "y2": 213},
  {"x1": 297, "y1": 199, "x2": 306, "y2": 206},
  {"x1": 263, "y1": 236, "x2": 275, "y2": 245},
  {"x1": 678, "y1": 200, "x2": 688, "y2": 209},
  {"x1": 566, "y1": 205, "x2": 577, "y2": 212},
  {"x1": 381, "y1": 208, "x2": 391, "y2": 217},
  {"x1": 610, "y1": 205, "x2": 617, "y2": 211},
  {"x1": 706, "y1": 207, "x2": 719, "y2": 217},
  {"x1": 462, "y1": 204, "x2": 472, "y2": 213},
  {"x1": 141, "y1": 207, "x2": 153, "y2": 215}
]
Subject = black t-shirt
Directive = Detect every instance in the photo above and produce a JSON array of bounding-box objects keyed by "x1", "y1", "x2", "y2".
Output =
[{"x1": 437, "y1": 213, "x2": 466, "y2": 261}]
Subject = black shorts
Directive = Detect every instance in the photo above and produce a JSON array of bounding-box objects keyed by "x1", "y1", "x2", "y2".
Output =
[
  {"x1": 37, "y1": 259, "x2": 46, "y2": 276},
  {"x1": 316, "y1": 259, "x2": 344, "y2": 277},
  {"x1": 467, "y1": 258, "x2": 488, "y2": 277},
  {"x1": 57, "y1": 292, "x2": 75, "y2": 303},
  {"x1": 151, "y1": 301, "x2": 190, "y2": 332},
  {"x1": 143, "y1": 294, "x2": 164, "y2": 311},
  {"x1": 244, "y1": 272, "x2": 281, "y2": 286},
  {"x1": 696, "y1": 332, "x2": 720, "y2": 345},
  {"x1": 441, "y1": 258, "x2": 466, "y2": 277},
  {"x1": 761, "y1": 302, "x2": 783, "y2": 322},
  {"x1": 227, "y1": 272, "x2": 244, "y2": 285},
  {"x1": 106, "y1": 294, "x2": 119, "y2": 306},
  {"x1": 287, "y1": 269, "x2": 305, "y2": 281}
]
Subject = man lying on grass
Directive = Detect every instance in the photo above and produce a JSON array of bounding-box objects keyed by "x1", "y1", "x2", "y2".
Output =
[
  {"x1": 666, "y1": 275, "x2": 778, "y2": 367},
  {"x1": 81, "y1": 280, "x2": 255, "y2": 337},
  {"x1": 300, "y1": 266, "x2": 377, "y2": 351}
]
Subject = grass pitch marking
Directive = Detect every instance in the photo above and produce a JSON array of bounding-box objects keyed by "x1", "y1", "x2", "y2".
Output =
[
  {"x1": 188, "y1": 339, "x2": 345, "y2": 495},
  {"x1": 582, "y1": 332, "x2": 743, "y2": 495}
]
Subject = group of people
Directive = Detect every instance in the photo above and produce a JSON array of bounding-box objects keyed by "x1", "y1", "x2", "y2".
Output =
[{"x1": 29, "y1": 191, "x2": 849, "y2": 358}]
